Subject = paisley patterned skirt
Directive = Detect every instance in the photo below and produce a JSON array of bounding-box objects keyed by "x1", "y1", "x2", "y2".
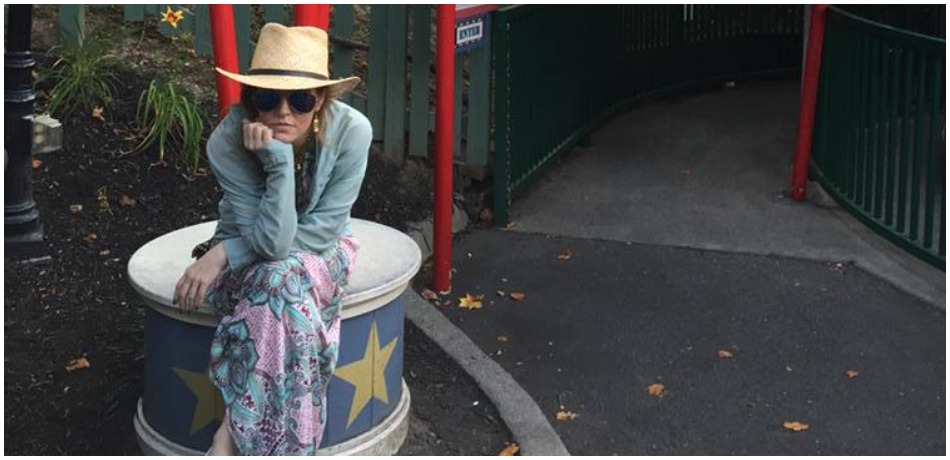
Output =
[{"x1": 205, "y1": 236, "x2": 359, "y2": 455}]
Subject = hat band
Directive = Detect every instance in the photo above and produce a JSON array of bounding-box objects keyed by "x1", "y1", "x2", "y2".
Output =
[{"x1": 248, "y1": 68, "x2": 329, "y2": 80}]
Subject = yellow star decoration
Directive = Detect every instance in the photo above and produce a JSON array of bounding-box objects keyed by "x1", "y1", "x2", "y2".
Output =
[
  {"x1": 173, "y1": 366, "x2": 225, "y2": 435},
  {"x1": 161, "y1": 6, "x2": 185, "y2": 29},
  {"x1": 333, "y1": 322, "x2": 398, "y2": 428}
]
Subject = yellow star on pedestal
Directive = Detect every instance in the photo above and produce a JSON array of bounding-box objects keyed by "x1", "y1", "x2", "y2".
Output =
[
  {"x1": 333, "y1": 321, "x2": 399, "y2": 428},
  {"x1": 173, "y1": 366, "x2": 225, "y2": 435}
]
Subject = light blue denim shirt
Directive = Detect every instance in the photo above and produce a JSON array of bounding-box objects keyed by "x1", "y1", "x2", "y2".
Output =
[{"x1": 207, "y1": 99, "x2": 372, "y2": 272}]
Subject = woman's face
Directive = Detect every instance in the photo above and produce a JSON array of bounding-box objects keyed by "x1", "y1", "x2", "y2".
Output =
[{"x1": 252, "y1": 88, "x2": 325, "y2": 147}]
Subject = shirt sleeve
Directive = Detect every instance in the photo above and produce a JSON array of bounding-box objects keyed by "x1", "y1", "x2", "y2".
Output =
[
  {"x1": 208, "y1": 114, "x2": 298, "y2": 271},
  {"x1": 293, "y1": 110, "x2": 372, "y2": 255}
]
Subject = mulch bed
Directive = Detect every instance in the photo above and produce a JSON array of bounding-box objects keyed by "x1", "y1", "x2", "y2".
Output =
[{"x1": 4, "y1": 58, "x2": 511, "y2": 454}]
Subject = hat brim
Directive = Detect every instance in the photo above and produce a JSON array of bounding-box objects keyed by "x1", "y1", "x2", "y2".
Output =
[{"x1": 215, "y1": 67, "x2": 360, "y2": 98}]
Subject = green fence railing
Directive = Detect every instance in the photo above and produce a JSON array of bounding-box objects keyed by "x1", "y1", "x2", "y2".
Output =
[
  {"x1": 492, "y1": 5, "x2": 803, "y2": 224},
  {"x1": 812, "y1": 6, "x2": 945, "y2": 269},
  {"x1": 54, "y1": 5, "x2": 492, "y2": 169}
]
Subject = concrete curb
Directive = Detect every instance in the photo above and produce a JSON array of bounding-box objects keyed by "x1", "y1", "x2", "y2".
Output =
[{"x1": 404, "y1": 293, "x2": 571, "y2": 456}]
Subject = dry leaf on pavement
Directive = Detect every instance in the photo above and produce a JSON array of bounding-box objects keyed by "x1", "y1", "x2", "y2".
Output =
[
  {"x1": 844, "y1": 370, "x2": 860, "y2": 379},
  {"x1": 69, "y1": 204, "x2": 83, "y2": 213},
  {"x1": 498, "y1": 443, "x2": 519, "y2": 456},
  {"x1": 496, "y1": 290, "x2": 506, "y2": 297},
  {"x1": 718, "y1": 349, "x2": 734, "y2": 359},
  {"x1": 557, "y1": 249, "x2": 572, "y2": 261},
  {"x1": 555, "y1": 407, "x2": 579, "y2": 421},
  {"x1": 497, "y1": 336, "x2": 508, "y2": 342},
  {"x1": 83, "y1": 233, "x2": 98, "y2": 244},
  {"x1": 32, "y1": 159, "x2": 43, "y2": 169},
  {"x1": 91, "y1": 106, "x2": 105, "y2": 122},
  {"x1": 783, "y1": 421, "x2": 810, "y2": 432},
  {"x1": 65, "y1": 356, "x2": 91, "y2": 372},
  {"x1": 509, "y1": 292, "x2": 526, "y2": 301},
  {"x1": 459, "y1": 294, "x2": 483, "y2": 310},
  {"x1": 421, "y1": 289, "x2": 439, "y2": 301},
  {"x1": 505, "y1": 221, "x2": 518, "y2": 230},
  {"x1": 120, "y1": 195, "x2": 137, "y2": 207},
  {"x1": 647, "y1": 383, "x2": 665, "y2": 396}
]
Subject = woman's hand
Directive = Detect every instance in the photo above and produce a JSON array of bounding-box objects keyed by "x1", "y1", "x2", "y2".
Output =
[
  {"x1": 174, "y1": 243, "x2": 228, "y2": 312},
  {"x1": 242, "y1": 119, "x2": 274, "y2": 151}
]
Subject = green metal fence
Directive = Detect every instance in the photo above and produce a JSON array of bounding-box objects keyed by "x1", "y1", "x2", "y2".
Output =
[
  {"x1": 811, "y1": 6, "x2": 945, "y2": 269},
  {"x1": 55, "y1": 5, "x2": 491, "y2": 169},
  {"x1": 492, "y1": 5, "x2": 803, "y2": 224}
]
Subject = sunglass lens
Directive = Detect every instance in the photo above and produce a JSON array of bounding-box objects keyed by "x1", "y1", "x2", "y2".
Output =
[
  {"x1": 289, "y1": 92, "x2": 318, "y2": 113},
  {"x1": 252, "y1": 91, "x2": 281, "y2": 112}
]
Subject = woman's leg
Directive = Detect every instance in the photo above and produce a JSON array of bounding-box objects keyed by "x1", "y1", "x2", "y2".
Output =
[{"x1": 209, "y1": 412, "x2": 238, "y2": 456}]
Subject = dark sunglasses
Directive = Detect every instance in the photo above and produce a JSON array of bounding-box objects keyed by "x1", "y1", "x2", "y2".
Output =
[{"x1": 252, "y1": 90, "x2": 318, "y2": 114}]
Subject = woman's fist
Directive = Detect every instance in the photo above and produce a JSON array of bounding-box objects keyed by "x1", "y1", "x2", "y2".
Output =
[{"x1": 242, "y1": 119, "x2": 274, "y2": 151}]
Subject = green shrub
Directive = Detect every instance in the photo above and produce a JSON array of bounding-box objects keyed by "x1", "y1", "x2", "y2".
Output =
[
  {"x1": 135, "y1": 80, "x2": 206, "y2": 172},
  {"x1": 44, "y1": 37, "x2": 118, "y2": 117}
]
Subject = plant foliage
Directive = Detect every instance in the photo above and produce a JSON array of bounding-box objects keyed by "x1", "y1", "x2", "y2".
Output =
[
  {"x1": 45, "y1": 37, "x2": 119, "y2": 117},
  {"x1": 135, "y1": 80, "x2": 206, "y2": 171}
]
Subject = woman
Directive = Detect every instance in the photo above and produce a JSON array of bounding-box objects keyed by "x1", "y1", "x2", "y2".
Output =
[{"x1": 172, "y1": 23, "x2": 371, "y2": 456}]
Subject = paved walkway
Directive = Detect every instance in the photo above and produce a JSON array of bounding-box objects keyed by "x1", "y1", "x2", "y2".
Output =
[{"x1": 409, "y1": 81, "x2": 945, "y2": 455}]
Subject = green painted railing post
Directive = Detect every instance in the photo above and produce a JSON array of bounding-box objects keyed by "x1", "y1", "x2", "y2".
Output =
[
  {"x1": 265, "y1": 4, "x2": 288, "y2": 25},
  {"x1": 383, "y1": 5, "x2": 408, "y2": 164},
  {"x1": 409, "y1": 5, "x2": 432, "y2": 158},
  {"x1": 194, "y1": 5, "x2": 212, "y2": 57},
  {"x1": 492, "y1": 9, "x2": 511, "y2": 226},
  {"x1": 465, "y1": 44, "x2": 492, "y2": 173},
  {"x1": 233, "y1": 5, "x2": 252, "y2": 73},
  {"x1": 58, "y1": 5, "x2": 85, "y2": 47},
  {"x1": 330, "y1": 4, "x2": 356, "y2": 107},
  {"x1": 368, "y1": 6, "x2": 389, "y2": 141},
  {"x1": 453, "y1": 57, "x2": 463, "y2": 159},
  {"x1": 124, "y1": 5, "x2": 145, "y2": 22}
]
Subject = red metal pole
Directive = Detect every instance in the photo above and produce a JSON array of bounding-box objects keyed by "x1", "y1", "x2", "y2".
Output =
[
  {"x1": 433, "y1": 5, "x2": 455, "y2": 293},
  {"x1": 209, "y1": 4, "x2": 241, "y2": 119},
  {"x1": 790, "y1": 4, "x2": 828, "y2": 202},
  {"x1": 294, "y1": 5, "x2": 330, "y2": 30}
]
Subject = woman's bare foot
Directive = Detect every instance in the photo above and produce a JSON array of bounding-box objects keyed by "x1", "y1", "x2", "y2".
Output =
[{"x1": 208, "y1": 418, "x2": 238, "y2": 456}]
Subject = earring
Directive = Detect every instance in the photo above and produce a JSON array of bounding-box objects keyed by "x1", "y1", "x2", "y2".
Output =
[{"x1": 313, "y1": 117, "x2": 320, "y2": 134}]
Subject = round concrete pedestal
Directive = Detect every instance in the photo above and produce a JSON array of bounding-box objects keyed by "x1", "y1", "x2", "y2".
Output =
[{"x1": 128, "y1": 219, "x2": 421, "y2": 455}]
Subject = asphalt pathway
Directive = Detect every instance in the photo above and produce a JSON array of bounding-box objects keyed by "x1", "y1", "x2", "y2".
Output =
[
  {"x1": 442, "y1": 231, "x2": 944, "y2": 455},
  {"x1": 433, "y1": 80, "x2": 945, "y2": 455}
]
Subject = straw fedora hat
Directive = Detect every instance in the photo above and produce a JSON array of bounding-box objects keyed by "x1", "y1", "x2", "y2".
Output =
[{"x1": 216, "y1": 23, "x2": 360, "y2": 97}]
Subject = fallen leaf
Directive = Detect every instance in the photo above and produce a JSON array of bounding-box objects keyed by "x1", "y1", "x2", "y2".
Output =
[
  {"x1": 99, "y1": 249, "x2": 111, "y2": 256},
  {"x1": 509, "y1": 292, "x2": 526, "y2": 301},
  {"x1": 496, "y1": 290, "x2": 506, "y2": 297},
  {"x1": 459, "y1": 294, "x2": 483, "y2": 310},
  {"x1": 505, "y1": 221, "x2": 518, "y2": 230},
  {"x1": 557, "y1": 249, "x2": 572, "y2": 261},
  {"x1": 65, "y1": 356, "x2": 91, "y2": 372},
  {"x1": 32, "y1": 159, "x2": 43, "y2": 169},
  {"x1": 497, "y1": 336, "x2": 508, "y2": 342},
  {"x1": 555, "y1": 407, "x2": 579, "y2": 421},
  {"x1": 783, "y1": 421, "x2": 810, "y2": 432},
  {"x1": 421, "y1": 289, "x2": 439, "y2": 301},
  {"x1": 69, "y1": 204, "x2": 83, "y2": 213},
  {"x1": 844, "y1": 370, "x2": 860, "y2": 379},
  {"x1": 91, "y1": 106, "x2": 105, "y2": 122},
  {"x1": 647, "y1": 383, "x2": 665, "y2": 396},
  {"x1": 498, "y1": 443, "x2": 519, "y2": 456},
  {"x1": 718, "y1": 349, "x2": 734, "y2": 359},
  {"x1": 120, "y1": 195, "x2": 136, "y2": 207},
  {"x1": 83, "y1": 233, "x2": 98, "y2": 244}
]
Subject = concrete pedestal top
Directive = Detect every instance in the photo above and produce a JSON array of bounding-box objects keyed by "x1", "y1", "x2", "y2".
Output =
[{"x1": 128, "y1": 219, "x2": 422, "y2": 322}]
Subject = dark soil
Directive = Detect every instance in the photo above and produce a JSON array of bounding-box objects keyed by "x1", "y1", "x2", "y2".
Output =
[{"x1": 4, "y1": 9, "x2": 511, "y2": 455}]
